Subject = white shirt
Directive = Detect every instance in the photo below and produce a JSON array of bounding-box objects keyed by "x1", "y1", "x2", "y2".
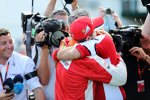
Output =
[{"x1": 0, "y1": 51, "x2": 42, "y2": 100}]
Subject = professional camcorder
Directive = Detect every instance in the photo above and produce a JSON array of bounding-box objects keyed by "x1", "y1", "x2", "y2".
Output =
[
  {"x1": 21, "y1": 12, "x2": 47, "y2": 33},
  {"x1": 110, "y1": 25, "x2": 142, "y2": 56},
  {"x1": 34, "y1": 18, "x2": 66, "y2": 47},
  {"x1": 21, "y1": 12, "x2": 67, "y2": 47}
]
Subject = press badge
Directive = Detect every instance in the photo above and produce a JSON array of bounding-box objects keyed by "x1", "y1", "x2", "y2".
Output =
[{"x1": 137, "y1": 80, "x2": 145, "y2": 92}]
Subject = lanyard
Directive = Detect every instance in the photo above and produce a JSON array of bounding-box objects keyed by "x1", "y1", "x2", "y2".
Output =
[
  {"x1": 137, "y1": 59, "x2": 145, "y2": 80},
  {"x1": 0, "y1": 62, "x2": 10, "y2": 84},
  {"x1": 138, "y1": 65, "x2": 145, "y2": 80}
]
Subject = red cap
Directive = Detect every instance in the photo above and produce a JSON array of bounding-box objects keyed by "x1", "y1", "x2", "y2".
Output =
[{"x1": 70, "y1": 16, "x2": 104, "y2": 41}]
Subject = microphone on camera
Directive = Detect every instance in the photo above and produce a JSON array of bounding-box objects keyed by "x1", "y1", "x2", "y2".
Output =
[
  {"x1": 13, "y1": 75, "x2": 24, "y2": 94},
  {"x1": 3, "y1": 78, "x2": 14, "y2": 94}
]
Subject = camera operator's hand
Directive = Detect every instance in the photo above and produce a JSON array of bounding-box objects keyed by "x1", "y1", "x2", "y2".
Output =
[
  {"x1": 129, "y1": 47, "x2": 147, "y2": 60},
  {"x1": 35, "y1": 31, "x2": 46, "y2": 42},
  {"x1": 35, "y1": 31, "x2": 48, "y2": 47},
  {"x1": 0, "y1": 91, "x2": 14, "y2": 100}
]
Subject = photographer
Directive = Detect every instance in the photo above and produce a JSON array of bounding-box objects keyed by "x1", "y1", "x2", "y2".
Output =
[
  {"x1": 100, "y1": 8, "x2": 123, "y2": 32},
  {"x1": 123, "y1": 36, "x2": 150, "y2": 100},
  {"x1": 31, "y1": 17, "x2": 67, "y2": 100}
]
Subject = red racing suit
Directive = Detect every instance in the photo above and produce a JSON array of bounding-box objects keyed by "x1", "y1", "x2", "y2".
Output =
[{"x1": 55, "y1": 35, "x2": 127, "y2": 100}]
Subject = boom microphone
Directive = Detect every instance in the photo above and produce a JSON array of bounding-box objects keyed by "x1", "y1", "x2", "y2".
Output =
[
  {"x1": 3, "y1": 78, "x2": 14, "y2": 93},
  {"x1": 13, "y1": 75, "x2": 24, "y2": 94}
]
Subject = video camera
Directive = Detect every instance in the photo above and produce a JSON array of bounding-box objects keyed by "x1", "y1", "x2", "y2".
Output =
[
  {"x1": 21, "y1": 12, "x2": 47, "y2": 33},
  {"x1": 34, "y1": 18, "x2": 66, "y2": 47},
  {"x1": 110, "y1": 25, "x2": 142, "y2": 56},
  {"x1": 21, "y1": 12, "x2": 48, "y2": 57},
  {"x1": 21, "y1": 12, "x2": 67, "y2": 48}
]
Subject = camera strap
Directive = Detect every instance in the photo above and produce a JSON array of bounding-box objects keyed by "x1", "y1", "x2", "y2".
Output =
[
  {"x1": 33, "y1": 45, "x2": 38, "y2": 65},
  {"x1": 137, "y1": 59, "x2": 146, "y2": 92},
  {"x1": 0, "y1": 62, "x2": 10, "y2": 89}
]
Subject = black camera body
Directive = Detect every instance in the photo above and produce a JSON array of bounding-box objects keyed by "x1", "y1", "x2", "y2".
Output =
[
  {"x1": 21, "y1": 12, "x2": 67, "y2": 48},
  {"x1": 21, "y1": 12, "x2": 47, "y2": 33},
  {"x1": 110, "y1": 25, "x2": 142, "y2": 56},
  {"x1": 21, "y1": 12, "x2": 48, "y2": 48},
  {"x1": 35, "y1": 18, "x2": 66, "y2": 47}
]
